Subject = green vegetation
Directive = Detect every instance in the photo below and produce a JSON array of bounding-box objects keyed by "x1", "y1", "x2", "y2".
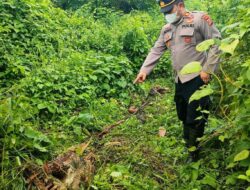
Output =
[{"x1": 0, "y1": 0, "x2": 249, "y2": 189}]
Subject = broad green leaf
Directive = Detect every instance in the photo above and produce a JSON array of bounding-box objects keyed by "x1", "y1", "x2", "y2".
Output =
[
  {"x1": 201, "y1": 175, "x2": 217, "y2": 188},
  {"x1": 25, "y1": 127, "x2": 41, "y2": 139},
  {"x1": 89, "y1": 75, "x2": 98, "y2": 81},
  {"x1": 234, "y1": 150, "x2": 250, "y2": 162},
  {"x1": 37, "y1": 103, "x2": 47, "y2": 110},
  {"x1": 192, "y1": 170, "x2": 199, "y2": 181},
  {"x1": 237, "y1": 175, "x2": 248, "y2": 181},
  {"x1": 76, "y1": 113, "x2": 94, "y2": 124},
  {"x1": 117, "y1": 80, "x2": 127, "y2": 88},
  {"x1": 180, "y1": 61, "x2": 202, "y2": 75},
  {"x1": 190, "y1": 161, "x2": 200, "y2": 170},
  {"x1": 189, "y1": 85, "x2": 214, "y2": 103},
  {"x1": 196, "y1": 39, "x2": 215, "y2": 52},
  {"x1": 25, "y1": 127, "x2": 50, "y2": 143},
  {"x1": 219, "y1": 39, "x2": 239, "y2": 55},
  {"x1": 47, "y1": 106, "x2": 56, "y2": 114}
]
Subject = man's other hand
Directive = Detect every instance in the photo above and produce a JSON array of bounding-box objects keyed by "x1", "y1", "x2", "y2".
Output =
[
  {"x1": 200, "y1": 71, "x2": 210, "y2": 84},
  {"x1": 133, "y1": 72, "x2": 147, "y2": 84}
]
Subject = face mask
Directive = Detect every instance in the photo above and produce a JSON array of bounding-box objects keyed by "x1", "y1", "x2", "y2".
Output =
[
  {"x1": 164, "y1": 6, "x2": 181, "y2": 24},
  {"x1": 165, "y1": 12, "x2": 178, "y2": 23}
]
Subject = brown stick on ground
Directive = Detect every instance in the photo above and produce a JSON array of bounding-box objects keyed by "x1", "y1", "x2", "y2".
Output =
[
  {"x1": 97, "y1": 86, "x2": 170, "y2": 139},
  {"x1": 97, "y1": 119, "x2": 126, "y2": 139}
]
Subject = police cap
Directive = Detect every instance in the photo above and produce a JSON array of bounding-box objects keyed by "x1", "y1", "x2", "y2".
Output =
[{"x1": 157, "y1": 0, "x2": 177, "y2": 14}]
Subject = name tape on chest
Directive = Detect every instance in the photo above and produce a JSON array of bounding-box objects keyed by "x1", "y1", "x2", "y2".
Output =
[{"x1": 182, "y1": 24, "x2": 194, "y2": 28}]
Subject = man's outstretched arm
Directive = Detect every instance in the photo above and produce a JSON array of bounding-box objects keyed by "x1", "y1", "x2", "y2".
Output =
[{"x1": 134, "y1": 26, "x2": 167, "y2": 84}]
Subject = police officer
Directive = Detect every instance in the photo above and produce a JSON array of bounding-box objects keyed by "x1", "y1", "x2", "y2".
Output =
[{"x1": 134, "y1": 0, "x2": 221, "y2": 161}]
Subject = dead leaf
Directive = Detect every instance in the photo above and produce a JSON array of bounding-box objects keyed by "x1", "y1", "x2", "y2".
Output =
[
  {"x1": 128, "y1": 106, "x2": 138, "y2": 114},
  {"x1": 104, "y1": 142, "x2": 122, "y2": 147},
  {"x1": 159, "y1": 127, "x2": 167, "y2": 137}
]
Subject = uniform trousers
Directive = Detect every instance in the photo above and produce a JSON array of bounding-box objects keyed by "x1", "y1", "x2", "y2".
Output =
[{"x1": 174, "y1": 76, "x2": 210, "y2": 148}]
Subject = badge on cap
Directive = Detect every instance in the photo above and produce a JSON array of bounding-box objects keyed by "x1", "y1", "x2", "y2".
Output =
[
  {"x1": 160, "y1": 1, "x2": 166, "y2": 7},
  {"x1": 160, "y1": 0, "x2": 176, "y2": 8}
]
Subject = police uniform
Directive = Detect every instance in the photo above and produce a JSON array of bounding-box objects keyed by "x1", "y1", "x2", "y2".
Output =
[{"x1": 139, "y1": 0, "x2": 221, "y2": 154}]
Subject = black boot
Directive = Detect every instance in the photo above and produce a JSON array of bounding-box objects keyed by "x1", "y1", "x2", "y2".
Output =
[
  {"x1": 186, "y1": 147, "x2": 200, "y2": 163},
  {"x1": 190, "y1": 148, "x2": 200, "y2": 162}
]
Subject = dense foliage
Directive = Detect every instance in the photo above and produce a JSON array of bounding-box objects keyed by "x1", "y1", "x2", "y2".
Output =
[
  {"x1": 0, "y1": 0, "x2": 249, "y2": 189},
  {"x1": 52, "y1": 0, "x2": 157, "y2": 12}
]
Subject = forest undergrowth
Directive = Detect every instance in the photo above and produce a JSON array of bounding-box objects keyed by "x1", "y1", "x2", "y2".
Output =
[{"x1": 0, "y1": 0, "x2": 249, "y2": 189}]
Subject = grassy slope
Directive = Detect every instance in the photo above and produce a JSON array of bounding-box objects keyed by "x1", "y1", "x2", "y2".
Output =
[{"x1": 89, "y1": 78, "x2": 229, "y2": 190}]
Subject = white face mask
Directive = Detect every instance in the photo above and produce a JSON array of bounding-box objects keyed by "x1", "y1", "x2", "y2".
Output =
[
  {"x1": 165, "y1": 12, "x2": 178, "y2": 23},
  {"x1": 164, "y1": 6, "x2": 181, "y2": 24}
]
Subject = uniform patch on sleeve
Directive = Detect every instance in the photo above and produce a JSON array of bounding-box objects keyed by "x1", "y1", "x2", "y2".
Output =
[{"x1": 202, "y1": 14, "x2": 213, "y2": 26}]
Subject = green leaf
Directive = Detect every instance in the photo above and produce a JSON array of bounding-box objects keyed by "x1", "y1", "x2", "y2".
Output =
[
  {"x1": 196, "y1": 39, "x2": 215, "y2": 52},
  {"x1": 191, "y1": 170, "x2": 199, "y2": 181},
  {"x1": 191, "y1": 161, "x2": 200, "y2": 170},
  {"x1": 110, "y1": 171, "x2": 122, "y2": 178},
  {"x1": 221, "y1": 22, "x2": 240, "y2": 33},
  {"x1": 188, "y1": 146, "x2": 197, "y2": 152},
  {"x1": 89, "y1": 75, "x2": 98, "y2": 81},
  {"x1": 117, "y1": 80, "x2": 127, "y2": 88},
  {"x1": 35, "y1": 159, "x2": 44, "y2": 166},
  {"x1": 34, "y1": 143, "x2": 48, "y2": 152},
  {"x1": 76, "y1": 113, "x2": 94, "y2": 124},
  {"x1": 226, "y1": 162, "x2": 237, "y2": 169},
  {"x1": 180, "y1": 61, "x2": 202, "y2": 75},
  {"x1": 201, "y1": 175, "x2": 217, "y2": 188},
  {"x1": 37, "y1": 103, "x2": 47, "y2": 110},
  {"x1": 15, "y1": 156, "x2": 21, "y2": 166},
  {"x1": 219, "y1": 135, "x2": 225, "y2": 142},
  {"x1": 47, "y1": 105, "x2": 56, "y2": 114},
  {"x1": 225, "y1": 174, "x2": 237, "y2": 185},
  {"x1": 246, "y1": 170, "x2": 250, "y2": 177},
  {"x1": 237, "y1": 175, "x2": 248, "y2": 181},
  {"x1": 189, "y1": 85, "x2": 214, "y2": 103},
  {"x1": 219, "y1": 39, "x2": 239, "y2": 55},
  {"x1": 25, "y1": 127, "x2": 41, "y2": 139},
  {"x1": 25, "y1": 127, "x2": 50, "y2": 143},
  {"x1": 234, "y1": 150, "x2": 250, "y2": 162}
]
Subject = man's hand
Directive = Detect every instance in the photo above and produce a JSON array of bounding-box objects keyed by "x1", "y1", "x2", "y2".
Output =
[
  {"x1": 200, "y1": 71, "x2": 210, "y2": 84},
  {"x1": 133, "y1": 72, "x2": 147, "y2": 84}
]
